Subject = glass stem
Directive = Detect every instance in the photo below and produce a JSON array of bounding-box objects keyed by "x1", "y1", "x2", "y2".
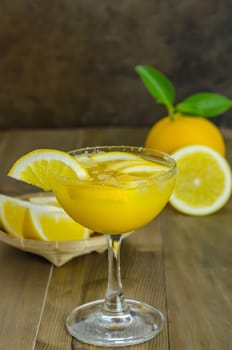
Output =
[{"x1": 103, "y1": 234, "x2": 129, "y2": 314}]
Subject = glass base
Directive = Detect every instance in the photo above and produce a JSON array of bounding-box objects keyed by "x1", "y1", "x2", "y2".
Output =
[{"x1": 66, "y1": 299, "x2": 165, "y2": 347}]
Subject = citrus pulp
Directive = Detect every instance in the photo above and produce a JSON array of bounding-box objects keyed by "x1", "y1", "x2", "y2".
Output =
[{"x1": 169, "y1": 145, "x2": 231, "y2": 215}]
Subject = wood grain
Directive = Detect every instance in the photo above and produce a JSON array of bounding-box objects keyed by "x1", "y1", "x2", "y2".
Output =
[
  {"x1": 0, "y1": 244, "x2": 51, "y2": 350},
  {"x1": 0, "y1": 127, "x2": 231, "y2": 350},
  {"x1": 162, "y1": 130, "x2": 232, "y2": 350},
  {"x1": 36, "y1": 220, "x2": 169, "y2": 350},
  {"x1": 162, "y1": 209, "x2": 232, "y2": 350}
]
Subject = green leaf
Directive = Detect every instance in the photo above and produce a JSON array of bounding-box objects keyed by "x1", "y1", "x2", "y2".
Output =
[
  {"x1": 176, "y1": 93, "x2": 232, "y2": 117},
  {"x1": 135, "y1": 65, "x2": 175, "y2": 115}
]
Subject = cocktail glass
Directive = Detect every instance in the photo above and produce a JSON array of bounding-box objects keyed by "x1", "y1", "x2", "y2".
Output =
[{"x1": 51, "y1": 146, "x2": 176, "y2": 347}]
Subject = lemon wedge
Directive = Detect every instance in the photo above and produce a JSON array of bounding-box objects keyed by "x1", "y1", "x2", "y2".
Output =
[
  {"x1": 169, "y1": 145, "x2": 232, "y2": 215},
  {"x1": 24, "y1": 205, "x2": 92, "y2": 241},
  {"x1": 0, "y1": 194, "x2": 93, "y2": 240},
  {"x1": 0, "y1": 194, "x2": 30, "y2": 237},
  {"x1": 8, "y1": 149, "x2": 89, "y2": 191}
]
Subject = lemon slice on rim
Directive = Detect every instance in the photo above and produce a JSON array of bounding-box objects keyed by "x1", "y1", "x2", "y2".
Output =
[
  {"x1": 8, "y1": 149, "x2": 89, "y2": 191},
  {"x1": 169, "y1": 145, "x2": 232, "y2": 215},
  {"x1": 90, "y1": 151, "x2": 140, "y2": 162},
  {"x1": 24, "y1": 205, "x2": 92, "y2": 241}
]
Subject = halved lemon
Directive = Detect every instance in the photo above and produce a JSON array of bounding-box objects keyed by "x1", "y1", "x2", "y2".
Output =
[
  {"x1": 0, "y1": 194, "x2": 31, "y2": 237},
  {"x1": 90, "y1": 151, "x2": 140, "y2": 162},
  {"x1": 24, "y1": 205, "x2": 92, "y2": 241},
  {"x1": 8, "y1": 149, "x2": 89, "y2": 191},
  {"x1": 169, "y1": 145, "x2": 232, "y2": 215}
]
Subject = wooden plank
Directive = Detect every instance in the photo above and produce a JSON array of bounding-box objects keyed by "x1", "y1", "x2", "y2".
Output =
[
  {"x1": 35, "y1": 219, "x2": 170, "y2": 350},
  {"x1": 0, "y1": 240, "x2": 52, "y2": 349},
  {"x1": 80, "y1": 127, "x2": 148, "y2": 147},
  {"x1": 162, "y1": 209, "x2": 232, "y2": 350},
  {"x1": 162, "y1": 131, "x2": 232, "y2": 350},
  {"x1": 0, "y1": 126, "x2": 230, "y2": 349},
  {"x1": 0, "y1": 130, "x2": 53, "y2": 350}
]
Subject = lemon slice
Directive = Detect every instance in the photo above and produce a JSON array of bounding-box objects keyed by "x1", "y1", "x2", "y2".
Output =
[
  {"x1": 8, "y1": 149, "x2": 89, "y2": 191},
  {"x1": 0, "y1": 194, "x2": 93, "y2": 240},
  {"x1": 107, "y1": 159, "x2": 148, "y2": 171},
  {"x1": 29, "y1": 195, "x2": 60, "y2": 207},
  {"x1": 169, "y1": 145, "x2": 232, "y2": 215},
  {"x1": 119, "y1": 163, "x2": 168, "y2": 175},
  {"x1": 74, "y1": 155, "x2": 98, "y2": 168},
  {"x1": 0, "y1": 194, "x2": 31, "y2": 237},
  {"x1": 90, "y1": 151, "x2": 140, "y2": 162},
  {"x1": 24, "y1": 205, "x2": 92, "y2": 241}
]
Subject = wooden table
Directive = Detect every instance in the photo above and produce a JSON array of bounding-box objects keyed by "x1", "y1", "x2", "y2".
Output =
[{"x1": 0, "y1": 127, "x2": 231, "y2": 350}]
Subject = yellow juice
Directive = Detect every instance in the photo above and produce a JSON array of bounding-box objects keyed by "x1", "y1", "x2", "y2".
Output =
[{"x1": 52, "y1": 152, "x2": 176, "y2": 234}]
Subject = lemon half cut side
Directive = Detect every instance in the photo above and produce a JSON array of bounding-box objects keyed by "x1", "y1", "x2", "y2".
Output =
[
  {"x1": 8, "y1": 149, "x2": 89, "y2": 191},
  {"x1": 169, "y1": 145, "x2": 232, "y2": 216}
]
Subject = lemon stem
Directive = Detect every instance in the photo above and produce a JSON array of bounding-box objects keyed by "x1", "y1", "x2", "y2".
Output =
[{"x1": 167, "y1": 104, "x2": 175, "y2": 121}]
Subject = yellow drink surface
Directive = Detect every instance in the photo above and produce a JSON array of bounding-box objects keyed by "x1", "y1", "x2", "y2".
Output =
[{"x1": 52, "y1": 152, "x2": 176, "y2": 234}]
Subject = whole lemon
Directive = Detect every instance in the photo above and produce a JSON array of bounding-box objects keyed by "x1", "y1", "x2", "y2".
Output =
[{"x1": 145, "y1": 114, "x2": 226, "y2": 156}]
